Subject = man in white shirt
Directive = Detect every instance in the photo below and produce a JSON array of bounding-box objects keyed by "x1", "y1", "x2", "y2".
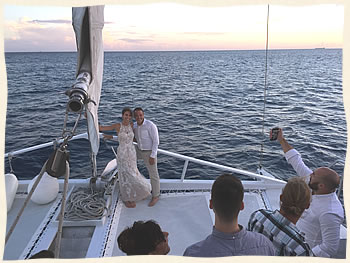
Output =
[
  {"x1": 272, "y1": 128, "x2": 344, "y2": 257},
  {"x1": 133, "y1": 108, "x2": 160, "y2": 206}
]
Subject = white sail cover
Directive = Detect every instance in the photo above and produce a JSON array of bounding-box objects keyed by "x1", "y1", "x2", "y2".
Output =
[{"x1": 72, "y1": 6, "x2": 104, "y2": 157}]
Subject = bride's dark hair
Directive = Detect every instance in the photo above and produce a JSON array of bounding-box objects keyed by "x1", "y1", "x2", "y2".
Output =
[{"x1": 122, "y1": 107, "x2": 132, "y2": 116}]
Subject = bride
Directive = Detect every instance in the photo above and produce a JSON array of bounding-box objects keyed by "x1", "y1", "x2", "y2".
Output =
[{"x1": 99, "y1": 107, "x2": 151, "y2": 208}]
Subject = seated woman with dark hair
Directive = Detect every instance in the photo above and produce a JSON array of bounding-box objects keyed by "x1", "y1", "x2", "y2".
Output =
[
  {"x1": 117, "y1": 220, "x2": 170, "y2": 255},
  {"x1": 248, "y1": 176, "x2": 314, "y2": 256}
]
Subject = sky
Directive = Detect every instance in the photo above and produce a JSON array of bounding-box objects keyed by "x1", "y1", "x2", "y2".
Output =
[{"x1": 3, "y1": 3, "x2": 344, "y2": 52}]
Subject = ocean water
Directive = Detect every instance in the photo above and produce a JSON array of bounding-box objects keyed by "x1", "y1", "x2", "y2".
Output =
[{"x1": 4, "y1": 49, "x2": 346, "y2": 199}]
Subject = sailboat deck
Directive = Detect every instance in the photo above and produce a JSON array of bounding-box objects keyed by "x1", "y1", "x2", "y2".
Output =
[
  {"x1": 5, "y1": 179, "x2": 282, "y2": 259},
  {"x1": 5, "y1": 178, "x2": 346, "y2": 259},
  {"x1": 111, "y1": 189, "x2": 267, "y2": 256},
  {"x1": 5, "y1": 192, "x2": 62, "y2": 260}
]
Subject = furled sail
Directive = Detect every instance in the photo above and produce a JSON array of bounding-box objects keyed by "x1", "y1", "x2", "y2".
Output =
[{"x1": 71, "y1": 6, "x2": 104, "y2": 178}]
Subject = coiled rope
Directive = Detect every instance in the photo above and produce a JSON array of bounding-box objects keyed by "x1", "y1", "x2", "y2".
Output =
[
  {"x1": 259, "y1": 4, "x2": 270, "y2": 169},
  {"x1": 64, "y1": 187, "x2": 107, "y2": 221}
]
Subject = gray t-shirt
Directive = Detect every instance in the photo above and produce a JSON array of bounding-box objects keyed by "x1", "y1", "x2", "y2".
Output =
[{"x1": 183, "y1": 226, "x2": 275, "y2": 257}]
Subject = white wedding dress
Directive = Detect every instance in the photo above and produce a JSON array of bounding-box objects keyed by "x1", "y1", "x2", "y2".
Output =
[{"x1": 117, "y1": 124, "x2": 151, "y2": 202}]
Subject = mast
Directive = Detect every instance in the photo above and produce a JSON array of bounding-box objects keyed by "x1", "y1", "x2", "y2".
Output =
[{"x1": 70, "y1": 6, "x2": 104, "y2": 184}]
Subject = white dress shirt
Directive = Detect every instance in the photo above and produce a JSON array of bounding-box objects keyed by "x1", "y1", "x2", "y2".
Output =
[
  {"x1": 284, "y1": 149, "x2": 344, "y2": 258},
  {"x1": 133, "y1": 119, "x2": 159, "y2": 158}
]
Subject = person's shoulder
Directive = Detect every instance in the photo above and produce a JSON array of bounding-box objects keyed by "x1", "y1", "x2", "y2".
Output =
[
  {"x1": 314, "y1": 193, "x2": 344, "y2": 215},
  {"x1": 249, "y1": 209, "x2": 272, "y2": 222},
  {"x1": 240, "y1": 229, "x2": 275, "y2": 255},
  {"x1": 332, "y1": 192, "x2": 344, "y2": 209},
  {"x1": 252, "y1": 232, "x2": 275, "y2": 253},
  {"x1": 145, "y1": 119, "x2": 158, "y2": 128},
  {"x1": 245, "y1": 229, "x2": 272, "y2": 244},
  {"x1": 250, "y1": 209, "x2": 265, "y2": 218},
  {"x1": 321, "y1": 205, "x2": 344, "y2": 220},
  {"x1": 183, "y1": 240, "x2": 205, "y2": 256}
]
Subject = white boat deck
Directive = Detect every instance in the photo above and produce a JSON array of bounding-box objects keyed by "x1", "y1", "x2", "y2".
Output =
[
  {"x1": 5, "y1": 192, "x2": 62, "y2": 260},
  {"x1": 111, "y1": 189, "x2": 266, "y2": 256},
  {"x1": 5, "y1": 179, "x2": 284, "y2": 259}
]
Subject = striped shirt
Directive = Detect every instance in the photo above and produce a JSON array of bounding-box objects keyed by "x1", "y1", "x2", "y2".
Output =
[{"x1": 248, "y1": 209, "x2": 314, "y2": 256}]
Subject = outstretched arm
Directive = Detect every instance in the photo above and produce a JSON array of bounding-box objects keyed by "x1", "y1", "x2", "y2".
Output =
[
  {"x1": 99, "y1": 123, "x2": 119, "y2": 132},
  {"x1": 272, "y1": 128, "x2": 312, "y2": 178},
  {"x1": 273, "y1": 128, "x2": 293, "y2": 153}
]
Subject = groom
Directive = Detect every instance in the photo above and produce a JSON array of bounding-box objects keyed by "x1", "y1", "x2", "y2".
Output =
[{"x1": 133, "y1": 107, "x2": 160, "y2": 206}]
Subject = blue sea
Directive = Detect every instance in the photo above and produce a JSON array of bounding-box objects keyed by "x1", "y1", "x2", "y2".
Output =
[{"x1": 4, "y1": 49, "x2": 346, "y2": 200}]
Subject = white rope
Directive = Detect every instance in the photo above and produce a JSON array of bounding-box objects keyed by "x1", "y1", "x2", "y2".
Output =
[
  {"x1": 64, "y1": 187, "x2": 107, "y2": 221},
  {"x1": 259, "y1": 4, "x2": 270, "y2": 169},
  {"x1": 8, "y1": 154, "x2": 14, "y2": 173},
  {"x1": 55, "y1": 161, "x2": 70, "y2": 258}
]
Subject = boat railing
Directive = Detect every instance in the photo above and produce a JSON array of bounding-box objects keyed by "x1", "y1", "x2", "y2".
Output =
[{"x1": 4, "y1": 132, "x2": 286, "y2": 184}]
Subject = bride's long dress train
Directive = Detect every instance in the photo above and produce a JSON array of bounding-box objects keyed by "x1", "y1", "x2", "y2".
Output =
[{"x1": 117, "y1": 124, "x2": 151, "y2": 202}]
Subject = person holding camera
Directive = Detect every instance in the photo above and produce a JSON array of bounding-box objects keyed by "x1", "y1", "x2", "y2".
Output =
[
  {"x1": 271, "y1": 128, "x2": 344, "y2": 258},
  {"x1": 248, "y1": 177, "x2": 313, "y2": 256}
]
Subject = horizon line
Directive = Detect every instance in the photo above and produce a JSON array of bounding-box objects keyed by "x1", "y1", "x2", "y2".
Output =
[{"x1": 4, "y1": 47, "x2": 342, "y2": 53}]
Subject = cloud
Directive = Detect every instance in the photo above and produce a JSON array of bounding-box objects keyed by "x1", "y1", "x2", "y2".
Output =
[
  {"x1": 183, "y1": 32, "x2": 226, "y2": 36},
  {"x1": 30, "y1": 19, "x2": 71, "y2": 24},
  {"x1": 118, "y1": 38, "x2": 153, "y2": 44},
  {"x1": 29, "y1": 19, "x2": 114, "y2": 25},
  {"x1": 4, "y1": 4, "x2": 344, "y2": 52},
  {"x1": 4, "y1": 21, "x2": 76, "y2": 52}
]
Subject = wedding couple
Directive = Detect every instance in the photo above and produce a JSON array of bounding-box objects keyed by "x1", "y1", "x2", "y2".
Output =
[{"x1": 99, "y1": 107, "x2": 160, "y2": 208}]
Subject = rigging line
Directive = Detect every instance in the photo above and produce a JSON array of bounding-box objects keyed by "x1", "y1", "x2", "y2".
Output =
[{"x1": 259, "y1": 4, "x2": 270, "y2": 170}]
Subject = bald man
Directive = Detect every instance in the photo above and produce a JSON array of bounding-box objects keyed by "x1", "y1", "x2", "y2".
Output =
[{"x1": 272, "y1": 128, "x2": 344, "y2": 258}]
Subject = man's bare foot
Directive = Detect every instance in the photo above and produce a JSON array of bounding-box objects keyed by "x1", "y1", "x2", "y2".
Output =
[
  {"x1": 148, "y1": 196, "x2": 159, "y2": 207},
  {"x1": 125, "y1": 201, "x2": 136, "y2": 208}
]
